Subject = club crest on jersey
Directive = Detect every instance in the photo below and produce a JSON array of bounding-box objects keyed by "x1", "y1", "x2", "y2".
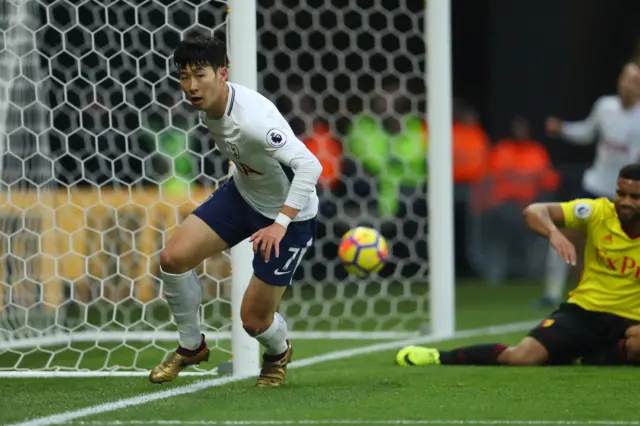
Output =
[
  {"x1": 266, "y1": 128, "x2": 287, "y2": 148},
  {"x1": 226, "y1": 141, "x2": 240, "y2": 158},
  {"x1": 540, "y1": 319, "x2": 554, "y2": 328},
  {"x1": 574, "y1": 202, "x2": 592, "y2": 219}
]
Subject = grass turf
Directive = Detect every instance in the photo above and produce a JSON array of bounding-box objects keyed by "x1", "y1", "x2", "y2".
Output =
[{"x1": 4, "y1": 282, "x2": 633, "y2": 426}]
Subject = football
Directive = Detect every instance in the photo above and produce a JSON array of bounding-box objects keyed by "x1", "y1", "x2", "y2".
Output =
[{"x1": 338, "y1": 226, "x2": 388, "y2": 277}]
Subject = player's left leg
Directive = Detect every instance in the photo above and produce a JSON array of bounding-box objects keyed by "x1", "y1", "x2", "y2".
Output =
[
  {"x1": 243, "y1": 217, "x2": 315, "y2": 387},
  {"x1": 396, "y1": 338, "x2": 547, "y2": 367},
  {"x1": 149, "y1": 179, "x2": 254, "y2": 383},
  {"x1": 241, "y1": 275, "x2": 291, "y2": 387}
]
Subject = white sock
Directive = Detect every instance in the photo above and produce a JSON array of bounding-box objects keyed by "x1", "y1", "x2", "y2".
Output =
[
  {"x1": 255, "y1": 312, "x2": 288, "y2": 356},
  {"x1": 544, "y1": 246, "x2": 568, "y2": 301},
  {"x1": 162, "y1": 268, "x2": 202, "y2": 350}
]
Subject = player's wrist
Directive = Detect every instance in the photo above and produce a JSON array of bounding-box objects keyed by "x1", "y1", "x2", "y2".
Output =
[
  {"x1": 275, "y1": 212, "x2": 292, "y2": 229},
  {"x1": 547, "y1": 226, "x2": 560, "y2": 238}
]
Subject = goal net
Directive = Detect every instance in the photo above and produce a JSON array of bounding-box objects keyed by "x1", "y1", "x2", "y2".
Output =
[{"x1": 0, "y1": 0, "x2": 429, "y2": 376}]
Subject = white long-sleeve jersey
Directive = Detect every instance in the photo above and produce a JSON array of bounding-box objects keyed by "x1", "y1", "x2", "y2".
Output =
[
  {"x1": 203, "y1": 83, "x2": 322, "y2": 221},
  {"x1": 561, "y1": 96, "x2": 640, "y2": 197}
]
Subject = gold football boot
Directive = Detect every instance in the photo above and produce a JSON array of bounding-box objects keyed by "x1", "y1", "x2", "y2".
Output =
[
  {"x1": 149, "y1": 335, "x2": 210, "y2": 384},
  {"x1": 255, "y1": 340, "x2": 293, "y2": 387}
]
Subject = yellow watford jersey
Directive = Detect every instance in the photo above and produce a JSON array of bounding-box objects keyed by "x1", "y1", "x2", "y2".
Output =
[{"x1": 561, "y1": 198, "x2": 640, "y2": 320}]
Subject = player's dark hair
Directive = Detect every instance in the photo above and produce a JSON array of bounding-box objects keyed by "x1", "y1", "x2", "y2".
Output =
[
  {"x1": 619, "y1": 163, "x2": 640, "y2": 181},
  {"x1": 173, "y1": 33, "x2": 227, "y2": 72}
]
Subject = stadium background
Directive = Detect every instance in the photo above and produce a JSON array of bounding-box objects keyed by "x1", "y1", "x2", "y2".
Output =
[{"x1": 25, "y1": 0, "x2": 640, "y2": 280}]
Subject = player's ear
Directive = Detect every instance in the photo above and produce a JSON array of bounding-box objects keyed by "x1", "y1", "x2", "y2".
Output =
[{"x1": 217, "y1": 67, "x2": 228, "y2": 81}]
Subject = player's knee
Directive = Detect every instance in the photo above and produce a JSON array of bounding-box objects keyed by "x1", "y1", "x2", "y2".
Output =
[
  {"x1": 241, "y1": 312, "x2": 272, "y2": 337},
  {"x1": 625, "y1": 336, "x2": 640, "y2": 361},
  {"x1": 159, "y1": 247, "x2": 190, "y2": 275},
  {"x1": 241, "y1": 297, "x2": 277, "y2": 336},
  {"x1": 240, "y1": 276, "x2": 285, "y2": 336},
  {"x1": 625, "y1": 325, "x2": 640, "y2": 339},
  {"x1": 498, "y1": 341, "x2": 547, "y2": 366}
]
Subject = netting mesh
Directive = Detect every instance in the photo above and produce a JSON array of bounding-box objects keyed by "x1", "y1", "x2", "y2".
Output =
[
  {"x1": 0, "y1": 0, "x2": 428, "y2": 373},
  {"x1": 262, "y1": 0, "x2": 428, "y2": 331}
]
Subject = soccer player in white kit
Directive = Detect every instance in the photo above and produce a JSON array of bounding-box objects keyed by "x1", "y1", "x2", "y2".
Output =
[
  {"x1": 536, "y1": 62, "x2": 640, "y2": 308},
  {"x1": 149, "y1": 35, "x2": 322, "y2": 386}
]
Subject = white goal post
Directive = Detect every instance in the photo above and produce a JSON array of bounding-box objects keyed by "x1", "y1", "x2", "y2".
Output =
[
  {"x1": 0, "y1": 0, "x2": 454, "y2": 377},
  {"x1": 426, "y1": 0, "x2": 455, "y2": 338},
  {"x1": 227, "y1": 0, "x2": 260, "y2": 377}
]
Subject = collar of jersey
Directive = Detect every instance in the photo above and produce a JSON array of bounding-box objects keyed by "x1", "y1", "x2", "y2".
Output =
[
  {"x1": 605, "y1": 215, "x2": 640, "y2": 240},
  {"x1": 225, "y1": 83, "x2": 236, "y2": 116}
]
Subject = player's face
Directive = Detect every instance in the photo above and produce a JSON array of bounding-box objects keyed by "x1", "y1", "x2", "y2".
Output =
[
  {"x1": 617, "y1": 64, "x2": 640, "y2": 103},
  {"x1": 179, "y1": 64, "x2": 227, "y2": 111},
  {"x1": 614, "y1": 178, "x2": 640, "y2": 224}
]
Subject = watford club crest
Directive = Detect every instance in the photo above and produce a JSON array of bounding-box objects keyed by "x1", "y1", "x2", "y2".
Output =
[{"x1": 540, "y1": 319, "x2": 555, "y2": 328}]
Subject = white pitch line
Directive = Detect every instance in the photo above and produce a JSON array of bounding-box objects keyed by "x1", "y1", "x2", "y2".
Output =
[
  {"x1": 8, "y1": 321, "x2": 536, "y2": 426},
  {"x1": 64, "y1": 422, "x2": 640, "y2": 425},
  {"x1": 0, "y1": 370, "x2": 220, "y2": 379}
]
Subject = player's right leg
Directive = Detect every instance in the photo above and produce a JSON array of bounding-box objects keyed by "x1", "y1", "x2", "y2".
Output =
[
  {"x1": 396, "y1": 337, "x2": 548, "y2": 366},
  {"x1": 240, "y1": 275, "x2": 292, "y2": 387},
  {"x1": 243, "y1": 218, "x2": 315, "y2": 387},
  {"x1": 149, "y1": 215, "x2": 228, "y2": 383},
  {"x1": 150, "y1": 180, "x2": 251, "y2": 383}
]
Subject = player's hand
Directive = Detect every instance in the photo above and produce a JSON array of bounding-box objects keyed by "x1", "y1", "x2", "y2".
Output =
[
  {"x1": 549, "y1": 229, "x2": 576, "y2": 265},
  {"x1": 250, "y1": 223, "x2": 287, "y2": 262},
  {"x1": 545, "y1": 117, "x2": 563, "y2": 136}
]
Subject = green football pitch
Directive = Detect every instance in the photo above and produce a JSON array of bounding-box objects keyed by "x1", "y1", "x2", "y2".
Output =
[{"x1": 2, "y1": 283, "x2": 638, "y2": 426}]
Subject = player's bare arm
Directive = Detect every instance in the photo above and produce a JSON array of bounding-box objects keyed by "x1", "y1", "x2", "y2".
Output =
[
  {"x1": 544, "y1": 116, "x2": 563, "y2": 136},
  {"x1": 545, "y1": 101, "x2": 599, "y2": 144},
  {"x1": 523, "y1": 203, "x2": 577, "y2": 265}
]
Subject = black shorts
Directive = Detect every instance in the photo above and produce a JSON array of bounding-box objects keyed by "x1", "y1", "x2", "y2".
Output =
[
  {"x1": 191, "y1": 178, "x2": 316, "y2": 287},
  {"x1": 528, "y1": 302, "x2": 638, "y2": 365}
]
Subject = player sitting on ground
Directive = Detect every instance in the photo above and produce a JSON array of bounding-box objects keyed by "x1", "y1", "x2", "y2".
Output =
[
  {"x1": 149, "y1": 34, "x2": 322, "y2": 386},
  {"x1": 396, "y1": 163, "x2": 640, "y2": 367}
]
